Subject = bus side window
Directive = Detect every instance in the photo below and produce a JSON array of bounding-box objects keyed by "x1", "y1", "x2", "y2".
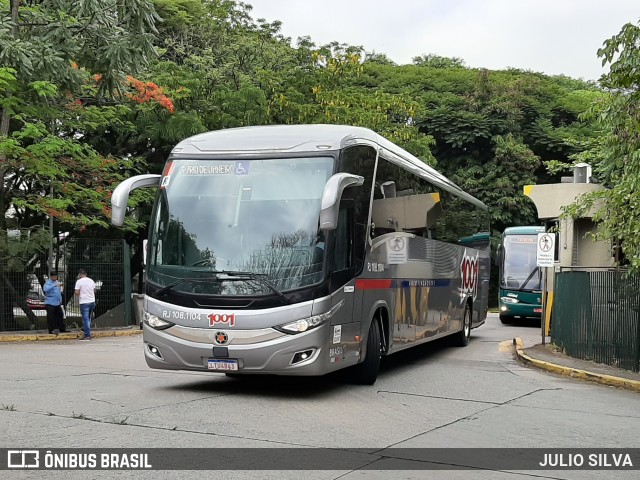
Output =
[{"x1": 339, "y1": 145, "x2": 375, "y2": 275}]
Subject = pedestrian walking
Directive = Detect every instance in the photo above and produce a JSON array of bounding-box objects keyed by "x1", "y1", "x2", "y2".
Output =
[
  {"x1": 75, "y1": 269, "x2": 96, "y2": 341},
  {"x1": 43, "y1": 271, "x2": 66, "y2": 335}
]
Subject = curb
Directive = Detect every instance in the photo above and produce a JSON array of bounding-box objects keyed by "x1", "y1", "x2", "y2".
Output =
[
  {"x1": 513, "y1": 337, "x2": 640, "y2": 393},
  {"x1": 0, "y1": 329, "x2": 142, "y2": 343}
]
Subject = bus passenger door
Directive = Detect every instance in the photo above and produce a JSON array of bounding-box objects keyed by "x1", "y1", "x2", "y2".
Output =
[
  {"x1": 329, "y1": 204, "x2": 356, "y2": 324},
  {"x1": 327, "y1": 204, "x2": 361, "y2": 367}
]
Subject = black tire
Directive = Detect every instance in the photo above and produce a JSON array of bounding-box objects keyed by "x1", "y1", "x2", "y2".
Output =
[
  {"x1": 351, "y1": 318, "x2": 382, "y2": 385},
  {"x1": 453, "y1": 304, "x2": 471, "y2": 347},
  {"x1": 499, "y1": 314, "x2": 513, "y2": 324}
]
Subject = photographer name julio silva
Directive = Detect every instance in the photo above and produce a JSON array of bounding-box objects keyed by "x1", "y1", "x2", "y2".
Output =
[{"x1": 540, "y1": 453, "x2": 633, "y2": 468}]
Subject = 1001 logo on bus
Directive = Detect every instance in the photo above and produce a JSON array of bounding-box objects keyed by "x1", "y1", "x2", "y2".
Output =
[
  {"x1": 460, "y1": 251, "x2": 479, "y2": 301},
  {"x1": 208, "y1": 313, "x2": 236, "y2": 327}
]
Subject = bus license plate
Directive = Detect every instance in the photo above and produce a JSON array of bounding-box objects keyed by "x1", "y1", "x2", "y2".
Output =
[
  {"x1": 208, "y1": 359, "x2": 239, "y2": 371},
  {"x1": 534, "y1": 308, "x2": 542, "y2": 313}
]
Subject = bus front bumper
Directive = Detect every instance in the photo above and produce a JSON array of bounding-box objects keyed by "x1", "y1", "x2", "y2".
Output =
[
  {"x1": 500, "y1": 303, "x2": 542, "y2": 319},
  {"x1": 142, "y1": 322, "x2": 359, "y2": 376}
]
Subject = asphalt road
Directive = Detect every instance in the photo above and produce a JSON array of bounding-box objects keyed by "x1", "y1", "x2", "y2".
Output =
[{"x1": 1, "y1": 313, "x2": 638, "y2": 479}]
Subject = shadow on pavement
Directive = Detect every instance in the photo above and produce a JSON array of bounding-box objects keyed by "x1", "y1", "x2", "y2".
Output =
[{"x1": 162, "y1": 335, "x2": 458, "y2": 398}]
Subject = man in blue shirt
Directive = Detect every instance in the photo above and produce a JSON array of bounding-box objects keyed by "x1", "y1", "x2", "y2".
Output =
[{"x1": 43, "y1": 271, "x2": 66, "y2": 335}]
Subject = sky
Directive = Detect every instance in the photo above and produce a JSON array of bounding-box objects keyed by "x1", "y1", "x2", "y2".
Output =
[{"x1": 245, "y1": 0, "x2": 639, "y2": 81}]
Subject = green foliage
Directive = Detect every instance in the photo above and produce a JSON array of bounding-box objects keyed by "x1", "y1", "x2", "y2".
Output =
[
  {"x1": 2, "y1": 108, "x2": 150, "y2": 232},
  {"x1": 0, "y1": 0, "x2": 160, "y2": 92},
  {"x1": 568, "y1": 20, "x2": 640, "y2": 272},
  {"x1": 0, "y1": 0, "x2": 608, "y2": 266},
  {"x1": 452, "y1": 134, "x2": 540, "y2": 230},
  {"x1": 0, "y1": 228, "x2": 50, "y2": 271},
  {"x1": 412, "y1": 54, "x2": 466, "y2": 68},
  {"x1": 0, "y1": 0, "x2": 161, "y2": 238}
]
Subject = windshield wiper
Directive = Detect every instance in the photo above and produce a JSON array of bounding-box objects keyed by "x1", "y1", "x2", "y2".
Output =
[
  {"x1": 155, "y1": 271, "x2": 290, "y2": 304},
  {"x1": 521, "y1": 267, "x2": 541, "y2": 291},
  {"x1": 155, "y1": 277, "x2": 213, "y2": 296},
  {"x1": 510, "y1": 267, "x2": 542, "y2": 292},
  {"x1": 213, "y1": 270, "x2": 290, "y2": 304},
  {"x1": 155, "y1": 272, "x2": 262, "y2": 296}
]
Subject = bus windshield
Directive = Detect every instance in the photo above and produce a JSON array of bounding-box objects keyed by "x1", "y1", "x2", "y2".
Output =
[
  {"x1": 502, "y1": 235, "x2": 541, "y2": 291},
  {"x1": 147, "y1": 157, "x2": 334, "y2": 295}
]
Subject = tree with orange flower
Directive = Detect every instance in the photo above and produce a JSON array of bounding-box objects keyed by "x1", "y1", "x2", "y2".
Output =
[{"x1": 0, "y1": 0, "x2": 160, "y2": 327}]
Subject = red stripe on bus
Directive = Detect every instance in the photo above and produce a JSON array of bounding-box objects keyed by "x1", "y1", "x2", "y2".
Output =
[{"x1": 355, "y1": 279, "x2": 393, "y2": 290}]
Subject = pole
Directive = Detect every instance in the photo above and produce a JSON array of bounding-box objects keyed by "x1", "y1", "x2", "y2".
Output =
[
  {"x1": 123, "y1": 241, "x2": 133, "y2": 325},
  {"x1": 541, "y1": 267, "x2": 547, "y2": 345},
  {"x1": 48, "y1": 185, "x2": 54, "y2": 271}
]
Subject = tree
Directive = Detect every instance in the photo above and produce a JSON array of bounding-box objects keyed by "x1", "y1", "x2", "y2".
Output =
[
  {"x1": 412, "y1": 54, "x2": 466, "y2": 69},
  {"x1": 0, "y1": 0, "x2": 161, "y2": 326},
  {"x1": 569, "y1": 20, "x2": 640, "y2": 272},
  {"x1": 0, "y1": 0, "x2": 160, "y2": 230}
]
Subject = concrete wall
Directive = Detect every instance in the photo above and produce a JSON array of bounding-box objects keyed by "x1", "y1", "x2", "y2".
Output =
[{"x1": 524, "y1": 183, "x2": 614, "y2": 269}]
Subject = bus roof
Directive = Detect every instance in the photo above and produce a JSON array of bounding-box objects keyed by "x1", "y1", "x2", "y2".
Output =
[
  {"x1": 171, "y1": 124, "x2": 486, "y2": 210},
  {"x1": 458, "y1": 232, "x2": 490, "y2": 245},
  {"x1": 503, "y1": 226, "x2": 545, "y2": 236}
]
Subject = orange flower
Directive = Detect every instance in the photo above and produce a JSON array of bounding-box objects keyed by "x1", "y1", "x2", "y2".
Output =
[{"x1": 124, "y1": 76, "x2": 176, "y2": 113}]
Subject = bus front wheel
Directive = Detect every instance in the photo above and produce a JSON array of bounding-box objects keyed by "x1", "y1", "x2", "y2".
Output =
[
  {"x1": 499, "y1": 314, "x2": 513, "y2": 324},
  {"x1": 351, "y1": 318, "x2": 382, "y2": 385}
]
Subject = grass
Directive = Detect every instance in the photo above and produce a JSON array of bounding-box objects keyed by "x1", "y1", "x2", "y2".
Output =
[{"x1": 1, "y1": 404, "x2": 16, "y2": 411}]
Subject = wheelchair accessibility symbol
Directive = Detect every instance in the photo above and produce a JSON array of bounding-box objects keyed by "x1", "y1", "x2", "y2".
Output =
[{"x1": 235, "y1": 161, "x2": 249, "y2": 175}]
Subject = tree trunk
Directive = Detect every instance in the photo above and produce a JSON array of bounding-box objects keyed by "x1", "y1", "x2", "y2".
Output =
[
  {"x1": 2, "y1": 272, "x2": 38, "y2": 327},
  {"x1": 0, "y1": 1, "x2": 23, "y2": 330}
]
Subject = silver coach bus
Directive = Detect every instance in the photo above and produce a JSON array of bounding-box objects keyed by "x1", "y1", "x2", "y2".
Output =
[{"x1": 111, "y1": 125, "x2": 490, "y2": 384}]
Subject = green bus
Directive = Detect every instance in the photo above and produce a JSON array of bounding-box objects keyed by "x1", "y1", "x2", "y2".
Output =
[{"x1": 496, "y1": 226, "x2": 545, "y2": 324}]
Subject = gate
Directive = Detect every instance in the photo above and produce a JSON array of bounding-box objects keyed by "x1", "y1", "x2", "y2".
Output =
[
  {"x1": 0, "y1": 234, "x2": 132, "y2": 332},
  {"x1": 552, "y1": 268, "x2": 640, "y2": 372}
]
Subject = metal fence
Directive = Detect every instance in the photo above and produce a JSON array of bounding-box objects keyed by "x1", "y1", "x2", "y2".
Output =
[
  {"x1": 552, "y1": 268, "x2": 640, "y2": 372},
  {"x1": 0, "y1": 235, "x2": 132, "y2": 332}
]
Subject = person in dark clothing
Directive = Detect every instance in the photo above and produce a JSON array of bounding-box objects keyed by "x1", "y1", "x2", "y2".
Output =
[{"x1": 43, "y1": 271, "x2": 66, "y2": 335}]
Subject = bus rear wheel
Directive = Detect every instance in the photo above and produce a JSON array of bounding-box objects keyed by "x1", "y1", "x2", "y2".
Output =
[
  {"x1": 351, "y1": 318, "x2": 382, "y2": 385},
  {"x1": 453, "y1": 304, "x2": 471, "y2": 347}
]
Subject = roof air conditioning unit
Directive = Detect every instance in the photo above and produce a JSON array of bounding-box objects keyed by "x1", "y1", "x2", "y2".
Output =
[{"x1": 573, "y1": 163, "x2": 592, "y2": 183}]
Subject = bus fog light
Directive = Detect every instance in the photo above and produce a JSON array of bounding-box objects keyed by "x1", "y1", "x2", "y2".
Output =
[
  {"x1": 500, "y1": 306, "x2": 508, "y2": 312},
  {"x1": 147, "y1": 343, "x2": 164, "y2": 359},
  {"x1": 292, "y1": 349, "x2": 315, "y2": 364}
]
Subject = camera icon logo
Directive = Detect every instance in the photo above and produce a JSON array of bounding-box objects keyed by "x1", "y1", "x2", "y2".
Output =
[{"x1": 7, "y1": 450, "x2": 39, "y2": 468}]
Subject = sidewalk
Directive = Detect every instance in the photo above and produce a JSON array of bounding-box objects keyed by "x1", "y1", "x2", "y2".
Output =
[
  {"x1": 513, "y1": 337, "x2": 640, "y2": 393},
  {"x1": 0, "y1": 326, "x2": 142, "y2": 342}
]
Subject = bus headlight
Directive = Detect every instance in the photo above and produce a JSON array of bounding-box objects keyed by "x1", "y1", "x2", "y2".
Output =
[
  {"x1": 143, "y1": 311, "x2": 174, "y2": 330},
  {"x1": 501, "y1": 297, "x2": 519, "y2": 304},
  {"x1": 275, "y1": 300, "x2": 344, "y2": 335}
]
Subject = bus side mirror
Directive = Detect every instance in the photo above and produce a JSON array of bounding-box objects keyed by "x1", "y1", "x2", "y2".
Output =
[
  {"x1": 319, "y1": 173, "x2": 364, "y2": 231},
  {"x1": 495, "y1": 245, "x2": 503, "y2": 267},
  {"x1": 111, "y1": 174, "x2": 161, "y2": 227}
]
